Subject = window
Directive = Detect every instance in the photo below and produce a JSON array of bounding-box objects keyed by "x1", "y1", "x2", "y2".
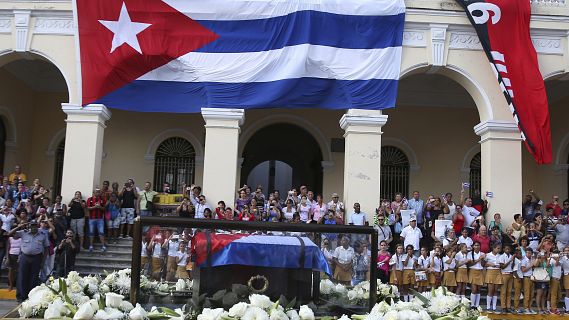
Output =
[
  {"x1": 153, "y1": 137, "x2": 195, "y2": 193},
  {"x1": 53, "y1": 140, "x2": 65, "y2": 198},
  {"x1": 381, "y1": 146, "x2": 409, "y2": 201},
  {"x1": 469, "y1": 152, "x2": 481, "y2": 198}
]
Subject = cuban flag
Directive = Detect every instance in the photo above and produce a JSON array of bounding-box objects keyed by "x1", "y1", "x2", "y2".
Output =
[
  {"x1": 75, "y1": 0, "x2": 405, "y2": 113},
  {"x1": 192, "y1": 232, "x2": 331, "y2": 274}
]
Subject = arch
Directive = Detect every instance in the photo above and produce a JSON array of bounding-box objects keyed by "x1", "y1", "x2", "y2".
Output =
[
  {"x1": 145, "y1": 128, "x2": 204, "y2": 161},
  {"x1": 556, "y1": 131, "x2": 569, "y2": 166},
  {"x1": 239, "y1": 113, "x2": 332, "y2": 163},
  {"x1": 45, "y1": 128, "x2": 66, "y2": 157},
  {"x1": 460, "y1": 144, "x2": 482, "y2": 172},
  {"x1": 399, "y1": 64, "x2": 493, "y2": 122},
  {"x1": 382, "y1": 137, "x2": 420, "y2": 171},
  {"x1": 0, "y1": 50, "x2": 71, "y2": 102},
  {"x1": 153, "y1": 137, "x2": 196, "y2": 193}
]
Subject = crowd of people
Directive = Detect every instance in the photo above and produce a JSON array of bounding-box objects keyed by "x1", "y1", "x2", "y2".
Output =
[{"x1": 4, "y1": 162, "x2": 569, "y2": 315}]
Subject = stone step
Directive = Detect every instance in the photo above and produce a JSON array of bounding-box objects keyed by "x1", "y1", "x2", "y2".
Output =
[
  {"x1": 79, "y1": 250, "x2": 132, "y2": 258},
  {"x1": 75, "y1": 255, "x2": 132, "y2": 264}
]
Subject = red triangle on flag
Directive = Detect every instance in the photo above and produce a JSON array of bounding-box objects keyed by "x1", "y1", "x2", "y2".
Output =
[{"x1": 77, "y1": 0, "x2": 219, "y2": 106}]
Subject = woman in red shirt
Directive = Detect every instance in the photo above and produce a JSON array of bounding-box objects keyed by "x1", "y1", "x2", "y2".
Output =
[
  {"x1": 452, "y1": 205, "x2": 465, "y2": 237},
  {"x1": 238, "y1": 207, "x2": 256, "y2": 221}
]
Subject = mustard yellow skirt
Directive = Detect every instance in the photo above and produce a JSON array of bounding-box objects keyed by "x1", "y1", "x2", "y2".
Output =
[
  {"x1": 469, "y1": 269, "x2": 484, "y2": 286},
  {"x1": 456, "y1": 268, "x2": 469, "y2": 283},
  {"x1": 442, "y1": 271, "x2": 457, "y2": 287},
  {"x1": 429, "y1": 271, "x2": 441, "y2": 286},
  {"x1": 563, "y1": 275, "x2": 569, "y2": 289},
  {"x1": 484, "y1": 269, "x2": 503, "y2": 285},
  {"x1": 175, "y1": 265, "x2": 189, "y2": 279},
  {"x1": 389, "y1": 270, "x2": 403, "y2": 286},
  {"x1": 402, "y1": 269, "x2": 416, "y2": 285},
  {"x1": 334, "y1": 264, "x2": 352, "y2": 282}
]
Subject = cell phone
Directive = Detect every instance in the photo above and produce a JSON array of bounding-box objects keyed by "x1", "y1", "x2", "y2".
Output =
[{"x1": 462, "y1": 182, "x2": 470, "y2": 189}]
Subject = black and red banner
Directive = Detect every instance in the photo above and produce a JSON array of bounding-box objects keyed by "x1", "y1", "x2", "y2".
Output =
[{"x1": 455, "y1": 0, "x2": 552, "y2": 164}]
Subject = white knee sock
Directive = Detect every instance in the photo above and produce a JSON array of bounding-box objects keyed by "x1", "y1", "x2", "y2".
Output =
[
  {"x1": 547, "y1": 301, "x2": 551, "y2": 310},
  {"x1": 565, "y1": 297, "x2": 569, "y2": 311},
  {"x1": 492, "y1": 296, "x2": 498, "y2": 310},
  {"x1": 486, "y1": 295, "x2": 491, "y2": 309},
  {"x1": 471, "y1": 294, "x2": 477, "y2": 307},
  {"x1": 476, "y1": 294, "x2": 481, "y2": 307}
]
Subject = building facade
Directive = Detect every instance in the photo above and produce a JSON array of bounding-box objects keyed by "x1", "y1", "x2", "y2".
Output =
[{"x1": 0, "y1": 0, "x2": 567, "y2": 226}]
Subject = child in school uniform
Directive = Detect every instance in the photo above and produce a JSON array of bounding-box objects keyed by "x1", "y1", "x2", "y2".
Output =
[
  {"x1": 389, "y1": 244, "x2": 404, "y2": 294},
  {"x1": 442, "y1": 246, "x2": 457, "y2": 290},
  {"x1": 455, "y1": 243, "x2": 470, "y2": 298},
  {"x1": 498, "y1": 245, "x2": 515, "y2": 313},
  {"x1": 429, "y1": 245, "x2": 443, "y2": 288},
  {"x1": 468, "y1": 241, "x2": 485, "y2": 308},
  {"x1": 561, "y1": 246, "x2": 569, "y2": 314},
  {"x1": 402, "y1": 245, "x2": 416, "y2": 302},
  {"x1": 512, "y1": 248, "x2": 524, "y2": 314},
  {"x1": 549, "y1": 250, "x2": 562, "y2": 315},
  {"x1": 416, "y1": 247, "x2": 430, "y2": 293},
  {"x1": 457, "y1": 227, "x2": 473, "y2": 251},
  {"x1": 484, "y1": 243, "x2": 503, "y2": 313},
  {"x1": 521, "y1": 247, "x2": 536, "y2": 314}
]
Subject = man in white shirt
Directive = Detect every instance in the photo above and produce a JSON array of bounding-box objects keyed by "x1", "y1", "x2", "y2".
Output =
[
  {"x1": 348, "y1": 203, "x2": 367, "y2": 226},
  {"x1": 327, "y1": 193, "x2": 345, "y2": 221},
  {"x1": 375, "y1": 215, "x2": 392, "y2": 247},
  {"x1": 462, "y1": 198, "x2": 480, "y2": 229},
  {"x1": 195, "y1": 196, "x2": 211, "y2": 219},
  {"x1": 400, "y1": 215, "x2": 422, "y2": 256}
]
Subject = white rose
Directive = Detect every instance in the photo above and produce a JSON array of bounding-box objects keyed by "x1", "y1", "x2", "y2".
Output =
[
  {"x1": 249, "y1": 294, "x2": 273, "y2": 310},
  {"x1": 269, "y1": 309, "x2": 289, "y2": 320},
  {"x1": 319, "y1": 279, "x2": 334, "y2": 295},
  {"x1": 347, "y1": 290, "x2": 357, "y2": 301},
  {"x1": 418, "y1": 310, "x2": 430, "y2": 320},
  {"x1": 100, "y1": 284, "x2": 110, "y2": 293},
  {"x1": 129, "y1": 304, "x2": 147, "y2": 320},
  {"x1": 94, "y1": 309, "x2": 111, "y2": 320},
  {"x1": 120, "y1": 300, "x2": 134, "y2": 312},
  {"x1": 104, "y1": 308, "x2": 125, "y2": 319},
  {"x1": 242, "y1": 306, "x2": 269, "y2": 320},
  {"x1": 105, "y1": 292, "x2": 124, "y2": 308},
  {"x1": 44, "y1": 298, "x2": 67, "y2": 319},
  {"x1": 228, "y1": 302, "x2": 249, "y2": 318},
  {"x1": 285, "y1": 310, "x2": 299, "y2": 320},
  {"x1": 338, "y1": 315, "x2": 350, "y2": 320},
  {"x1": 383, "y1": 310, "x2": 398, "y2": 320},
  {"x1": 18, "y1": 301, "x2": 33, "y2": 318},
  {"x1": 298, "y1": 306, "x2": 314, "y2": 320},
  {"x1": 335, "y1": 284, "x2": 347, "y2": 294},
  {"x1": 175, "y1": 279, "x2": 186, "y2": 291},
  {"x1": 73, "y1": 301, "x2": 96, "y2": 320},
  {"x1": 198, "y1": 308, "x2": 225, "y2": 320}
]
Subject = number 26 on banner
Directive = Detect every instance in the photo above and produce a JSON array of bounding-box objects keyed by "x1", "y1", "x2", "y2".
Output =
[{"x1": 467, "y1": 2, "x2": 501, "y2": 25}]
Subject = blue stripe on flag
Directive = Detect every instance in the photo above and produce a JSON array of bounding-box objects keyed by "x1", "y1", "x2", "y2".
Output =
[
  {"x1": 195, "y1": 11, "x2": 404, "y2": 53},
  {"x1": 95, "y1": 78, "x2": 399, "y2": 112}
]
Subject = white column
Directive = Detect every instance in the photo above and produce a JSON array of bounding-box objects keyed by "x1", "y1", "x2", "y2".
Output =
[
  {"x1": 340, "y1": 109, "x2": 388, "y2": 223},
  {"x1": 201, "y1": 108, "x2": 245, "y2": 209},
  {"x1": 474, "y1": 120, "x2": 522, "y2": 227},
  {"x1": 60, "y1": 104, "x2": 111, "y2": 201}
]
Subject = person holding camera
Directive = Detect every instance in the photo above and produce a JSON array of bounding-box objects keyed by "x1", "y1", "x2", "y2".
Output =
[
  {"x1": 138, "y1": 182, "x2": 158, "y2": 218},
  {"x1": 56, "y1": 230, "x2": 79, "y2": 277},
  {"x1": 67, "y1": 191, "x2": 86, "y2": 250},
  {"x1": 177, "y1": 197, "x2": 195, "y2": 218}
]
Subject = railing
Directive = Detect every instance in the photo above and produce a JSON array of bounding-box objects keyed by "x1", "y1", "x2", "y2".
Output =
[{"x1": 531, "y1": 0, "x2": 566, "y2": 6}]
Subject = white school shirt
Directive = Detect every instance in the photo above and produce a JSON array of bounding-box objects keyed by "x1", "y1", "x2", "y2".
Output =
[
  {"x1": 485, "y1": 252, "x2": 500, "y2": 270},
  {"x1": 168, "y1": 241, "x2": 179, "y2": 257},
  {"x1": 152, "y1": 243, "x2": 162, "y2": 258},
  {"x1": 457, "y1": 236, "x2": 473, "y2": 250},
  {"x1": 469, "y1": 251, "x2": 484, "y2": 270},
  {"x1": 417, "y1": 255, "x2": 430, "y2": 270},
  {"x1": 443, "y1": 256, "x2": 456, "y2": 271},
  {"x1": 561, "y1": 256, "x2": 569, "y2": 275},
  {"x1": 389, "y1": 254, "x2": 404, "y2": 270},
  {"x1": 402, "y1": 254, "x2": 416, "y2": 270},
  {"x1": 521, "y1": 256, "x2": 533, "y2": 277},
  {"x1": 455, "y1": 252, "x2": 469, "y2": 269},
  {"x1": 498, "y1": 253, "x2": 514, "y2": 273},
  {"x1": 431, "y1": 255, "x2": 443, "y2": 272},
  {"x1": 513, "y1": 258, "x2": 523, "y2": 278},
  {"x1": 141, "y1": 241, "x2": 148, "y2": 257},
  {"x1": 298, "y1": 204, "x2": 311, "y2": 222},
  {"x1": 550, "y1": 257, "x2": 562, "y2": 279},
  {"x1": 177, "y1": 251, "x2": 189, "y2": 266}
]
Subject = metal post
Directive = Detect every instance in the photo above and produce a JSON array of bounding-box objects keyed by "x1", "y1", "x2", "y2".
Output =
[{"x1": 130, "y1": 218, "x2": 142, "y2": 304}]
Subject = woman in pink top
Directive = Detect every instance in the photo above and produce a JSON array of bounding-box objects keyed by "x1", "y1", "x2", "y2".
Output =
[
  {"x1": 8, "y1": 236, "x2": 21, "y2": 291},
  {"x1": 377, "y1": 240, "x2": 391, "y2": 284}
]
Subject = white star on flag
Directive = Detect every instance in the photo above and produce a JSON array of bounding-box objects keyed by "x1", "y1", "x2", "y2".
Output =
[{"x1": 99, "y1": 2, "x2": 151, "y2": 54}]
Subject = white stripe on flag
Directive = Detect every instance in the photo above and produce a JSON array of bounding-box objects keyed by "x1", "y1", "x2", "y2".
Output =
[
  {"x1": 164, "y1": 0, "x2": 405, "y2": 20},
  {"x1": 138, "y1": 44, "x2": 402, "y2": 83}
]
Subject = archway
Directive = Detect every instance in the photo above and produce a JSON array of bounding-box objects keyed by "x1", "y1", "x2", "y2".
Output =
[{"x1": 240, "y1": 123, "x2": 323, "y2": 194}]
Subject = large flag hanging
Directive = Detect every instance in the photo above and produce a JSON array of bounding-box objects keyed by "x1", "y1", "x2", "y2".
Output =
[
  {"x1": 455, "y1": 0, "x2": 552, "y2": 164},
  {"x1": 75, "y1": 0, "x2": 405, "y2": 113}
]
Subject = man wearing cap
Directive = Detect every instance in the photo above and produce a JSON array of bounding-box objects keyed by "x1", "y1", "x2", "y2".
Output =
[
  {"x1": 327, "y1": 193, "x2": 345, "y2": 223},
  {"x1": 9, "y1": 220, "x2": 49, "y2": 302},
  {"x1": 400, "y1": 215, "x2": 422, "y2": 256}
]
